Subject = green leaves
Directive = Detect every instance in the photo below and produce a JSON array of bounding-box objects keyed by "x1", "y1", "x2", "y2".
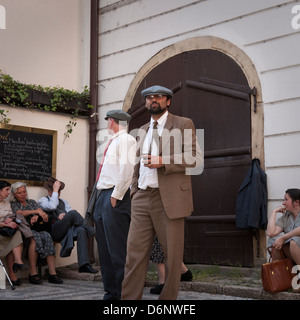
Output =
[
  {"x1": 0, "y1": 109, "x2": 10, "y2": 123},
  {"x1": 0, "y1": 70, "x2": 94, "y2": 139}
]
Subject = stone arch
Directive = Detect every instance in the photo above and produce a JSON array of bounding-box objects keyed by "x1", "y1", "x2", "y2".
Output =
[{"x1": 123, "y1": 36, "x2": 266, "y2": 261}]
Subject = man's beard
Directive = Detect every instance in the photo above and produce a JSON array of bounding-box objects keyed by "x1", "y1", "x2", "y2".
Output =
[{"x1": 149, "y1": 103, "x2": 167, "y2": 115}]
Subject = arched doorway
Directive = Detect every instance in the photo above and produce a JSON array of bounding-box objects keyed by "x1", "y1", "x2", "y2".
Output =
[{"x1": 125, "y1": 37, "x2": 264, "y2": 267}]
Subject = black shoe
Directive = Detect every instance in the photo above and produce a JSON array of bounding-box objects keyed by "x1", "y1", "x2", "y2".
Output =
[
  {"x1": 180, "y1": 269, "x2": 193, "y2": 282},
  {"x1": 11, "y1": 279, "x2": 22, "y2": 286},
  {"x1": 12, "y1": 263, "x2": 28, "y2": 273},
  {"x1": 48, "y1": 274, "x2": 63, "y2": 284},
  {"x1": 29, "y1": 274, "x2": 43, "y2": 285},
  {"x1": 150, "y1": 283, "x2": 164, "y2": 295},
  {"x1": 79, "y1": 264, "x2": 98, "y2": 274},
  {"x1": 103, "y1": 293, "x2": 121, "y2": 300}
]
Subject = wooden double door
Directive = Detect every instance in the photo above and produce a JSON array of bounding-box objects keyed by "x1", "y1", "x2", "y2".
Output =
[{"x1": 128, "y1": 49, "x2": 255, "y2": 267}]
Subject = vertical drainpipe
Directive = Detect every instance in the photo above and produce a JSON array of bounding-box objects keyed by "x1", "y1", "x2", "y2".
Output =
[
  {"x1": 87, "y1": 0, "x2": 99, "y2": 264},
  {"x1": 88, "y1": 0, "x2": 99, "y2": 200}
]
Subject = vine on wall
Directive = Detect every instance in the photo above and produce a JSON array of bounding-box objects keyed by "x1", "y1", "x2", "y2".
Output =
[{"x1": 0, "y1": 70, "x2": 93, "y2": 140}]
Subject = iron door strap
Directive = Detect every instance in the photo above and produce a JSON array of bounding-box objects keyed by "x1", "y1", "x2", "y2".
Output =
[{"x1": 187, "y1": 77, "x2": 257, "y2": 112}]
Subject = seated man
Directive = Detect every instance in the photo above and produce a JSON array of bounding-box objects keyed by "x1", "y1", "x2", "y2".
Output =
[{"x1": 38, "y1": 177, "x2": 98, "y2": 274}]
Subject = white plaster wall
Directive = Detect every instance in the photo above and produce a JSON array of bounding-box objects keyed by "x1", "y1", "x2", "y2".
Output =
[
  {"x1": 0, "y1": 0, "x2": 91, "y2": 266},
  {"x1": 0, "y1": 0, "x2": 90, "y2": 91}
]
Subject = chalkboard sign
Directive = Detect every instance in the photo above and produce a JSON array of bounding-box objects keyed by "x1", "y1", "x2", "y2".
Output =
[{"x1": 0, "y1": 124, "x2": 57, "y2": 186}]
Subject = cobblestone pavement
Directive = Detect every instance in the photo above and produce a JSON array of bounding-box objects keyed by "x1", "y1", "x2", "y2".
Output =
[
  {"x1": 0, "y1": 278, "x2": 253, "y2": 300},
  {"x1": 1, "y1": 263, "x2": 300, "y2": 301}
]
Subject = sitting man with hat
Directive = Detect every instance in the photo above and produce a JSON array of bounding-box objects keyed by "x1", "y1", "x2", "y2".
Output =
[{"x1": 39, "y1": 177, "x2": 98, "y2": 274}]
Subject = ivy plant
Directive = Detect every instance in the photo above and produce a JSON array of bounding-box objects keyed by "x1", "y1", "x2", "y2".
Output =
[{"x1": 0, "y1": 70, "x2": 93, "y2": 140}]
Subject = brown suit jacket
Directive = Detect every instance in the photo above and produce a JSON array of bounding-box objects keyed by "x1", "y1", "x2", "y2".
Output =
[{"x1": 131, "y1": 113, "x2": 203, "y2": 219}]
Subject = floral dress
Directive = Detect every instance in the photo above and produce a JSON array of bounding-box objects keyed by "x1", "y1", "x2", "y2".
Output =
[
  {"x1": 150, "y1": 235, "x2": 165, "y2": 264},
  {"x1": 10, "y1": 199, "x2": 55, "y2": 259}
]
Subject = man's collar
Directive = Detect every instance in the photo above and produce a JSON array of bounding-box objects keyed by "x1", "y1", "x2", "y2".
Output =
[
  {"x1": 110, "y1": 129, "x2": 126, "y2": 139},
  {"x1": 150, "y1": 110, "x2": 168, "y2": 126}
]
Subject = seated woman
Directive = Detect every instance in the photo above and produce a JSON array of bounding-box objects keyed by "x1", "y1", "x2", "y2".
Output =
[
  {"x1": 267, "y1": 188, "x2": 300, "y2": 265},
  {"x1": 10, "y1": 182, "x2": 63, "y2": 285},
  {"x1": 38, "y1": 177, "x2": 97, "y2": 273},
  {"x1": 0, "y1": 180, "x2": 26, "y2": 286}
]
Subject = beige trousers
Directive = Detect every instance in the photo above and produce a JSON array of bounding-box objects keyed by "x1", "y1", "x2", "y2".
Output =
[{"x1": 121, "y1": 188, "x2": 184, "y2": 300}]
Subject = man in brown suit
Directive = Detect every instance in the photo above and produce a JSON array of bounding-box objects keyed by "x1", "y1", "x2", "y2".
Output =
[{"x1": 122, "y1": 85, "x2": 203, "y2": 300}]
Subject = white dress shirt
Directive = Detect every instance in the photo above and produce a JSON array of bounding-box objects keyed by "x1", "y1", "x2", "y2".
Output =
[
  {"x1": 138, "y1": 111, "x2": 168, "y2": 190},
  {"x1": 38, "y1": 193, "x2": 72, "y2": 212},
  {"x1": 96, "y1": 129, "x2": 136, "y2": 200}
]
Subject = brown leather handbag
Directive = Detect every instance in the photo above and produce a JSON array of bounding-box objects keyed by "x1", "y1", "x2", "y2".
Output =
[{"x1": 261, "y1": 248, "x2": 294, "y2": 293}]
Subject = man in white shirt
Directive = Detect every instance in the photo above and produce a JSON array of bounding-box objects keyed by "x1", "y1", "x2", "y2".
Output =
[{"x1": 93, "y1": 109, "x2": 136, "y2": 300}]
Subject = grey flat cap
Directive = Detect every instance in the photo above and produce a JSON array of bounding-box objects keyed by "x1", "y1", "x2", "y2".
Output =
[
  {"x1": 141, "y1": 85, "x2": 173, "y2": 99},
  {"x1": 105, "y1": 109, "x2": 131, "y2": 122}
]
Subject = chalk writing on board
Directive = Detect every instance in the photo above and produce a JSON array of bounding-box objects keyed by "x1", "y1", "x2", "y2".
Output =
[{"x1": 0, "y1": 127, "x2": 55, "y2": 183}]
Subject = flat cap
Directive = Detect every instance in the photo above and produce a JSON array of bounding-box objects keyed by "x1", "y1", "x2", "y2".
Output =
[
  {"x1": 141, "y1": 85, "x2": 173, "y2": 99},
  {"x1": 105, "y1": 109, "x2": 131, "y2": 122}
]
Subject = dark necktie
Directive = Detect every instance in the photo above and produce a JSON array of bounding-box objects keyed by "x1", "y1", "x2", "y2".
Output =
[{"x1": 148, "y1": 121, "x2": 159, "y2": 155}]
